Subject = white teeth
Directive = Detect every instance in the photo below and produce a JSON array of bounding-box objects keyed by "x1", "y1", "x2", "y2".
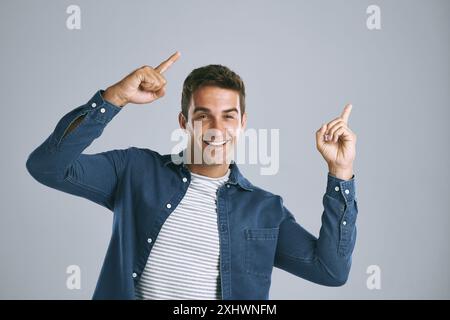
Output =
[{"x1": 204, "y1": 140, "x2": 229, "y2": 146}]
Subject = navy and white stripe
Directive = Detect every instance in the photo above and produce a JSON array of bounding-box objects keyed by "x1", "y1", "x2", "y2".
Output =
[{"x1": 135, "y1": 169, "x2": 230, "y2": 300}]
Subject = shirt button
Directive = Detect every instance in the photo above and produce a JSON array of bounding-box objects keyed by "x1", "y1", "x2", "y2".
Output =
[
  {"x1": 100, "y1": 107, "x2": 106, "y2": 113},
  {"x1": 226, "y1": 184, "x2": 230, "y2": 188},
  {"x1": 166, "y1": 203, "x2": 172, "y2": 209},
  {"x1": 342, "y1": 221, "x2": 347, "y2": 226},
  {"x1": 147, "y1": 238, "x2": 152, "y2": 243},
  {"x1": 182, "y1": 177, "x2": 187, "y2": 183},
  {"x1": 345, "y1": 189, "x2": 350, "y2": 194},
  {"x1": 91, "y1": 102, "x2": 97, "y2": 108},
  {"x1": 335, "y1": 186, "x2": 340, "y2": 192},
  {"x1": 132, "y1": 272, "x2": 137, "y2": 278}
]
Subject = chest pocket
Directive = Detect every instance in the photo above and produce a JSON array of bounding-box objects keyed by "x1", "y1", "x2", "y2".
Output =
[{"x1": 244, "y1": 227, "x2": 279, "y2": 278}]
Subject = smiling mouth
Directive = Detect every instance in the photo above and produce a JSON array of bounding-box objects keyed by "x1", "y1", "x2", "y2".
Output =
[{"x1": 203, "y1": 139, "x2": 231, "y2": 147}]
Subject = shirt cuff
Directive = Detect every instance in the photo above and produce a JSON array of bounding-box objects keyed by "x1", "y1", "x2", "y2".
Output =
[
  {"x1": 86, "y1": 89, "x2": 123, "y2": 124},
  {"x1": 325, "y1": 173, "x2": 356, "y2": 204}
]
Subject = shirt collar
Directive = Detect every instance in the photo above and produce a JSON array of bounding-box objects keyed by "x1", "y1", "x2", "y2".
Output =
[{"x1": 163, "y1": 149, "x2": 254, "y2": 192}]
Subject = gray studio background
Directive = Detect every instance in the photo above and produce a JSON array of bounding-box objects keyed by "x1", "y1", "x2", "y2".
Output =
[{"x1": 1, "y1": 0, "x2": 449, "y2": 299}]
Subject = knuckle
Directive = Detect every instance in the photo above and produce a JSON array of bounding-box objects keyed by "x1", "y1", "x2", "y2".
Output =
[
  {"x1": 141, "y1": 65, "x2": 155, "y2": 75},
  {"x1": 136, "y1": 68, "x2": 148, "y2": 78}
]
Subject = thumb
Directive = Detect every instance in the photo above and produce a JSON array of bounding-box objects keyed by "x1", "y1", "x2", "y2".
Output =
[
  {"x1": 316, "y1": 123, "x2": 327, "y2": 147},
  {"x1": 154, "y1": 86, "x2": 166, "y2": 99}
]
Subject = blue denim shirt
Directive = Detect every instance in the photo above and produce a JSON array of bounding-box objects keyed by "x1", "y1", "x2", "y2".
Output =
[{"x1": 26, "y1": 90, "x2": 358, "y2": 300}]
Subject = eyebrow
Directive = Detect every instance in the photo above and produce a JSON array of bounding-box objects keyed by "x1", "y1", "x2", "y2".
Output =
[{"x1": 193, "y1": 106, "x2": 239, "y2": 114}]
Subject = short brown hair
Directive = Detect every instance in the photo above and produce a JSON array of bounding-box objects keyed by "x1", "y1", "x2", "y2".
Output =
[{"x1": 181, "y1": 64, "x2": 246, "y2": 119}]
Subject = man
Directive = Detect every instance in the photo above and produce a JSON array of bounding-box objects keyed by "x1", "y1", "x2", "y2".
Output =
[{"x1": 26, "y1": 51, "x2": 358, "y2": 300}]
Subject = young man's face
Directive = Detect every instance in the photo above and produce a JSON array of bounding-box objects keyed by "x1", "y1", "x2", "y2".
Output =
[{"x1": 179, "y1": 85, "x2": 247, "y2": 165}]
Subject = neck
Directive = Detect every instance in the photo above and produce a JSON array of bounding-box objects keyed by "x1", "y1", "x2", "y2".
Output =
[{"x1": 186, "y1": 163, "x2": 230, "y2": 178}]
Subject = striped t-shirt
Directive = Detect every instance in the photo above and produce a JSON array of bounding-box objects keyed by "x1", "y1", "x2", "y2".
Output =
[{"x1": 135, "y1": 168, "x2": 231, "y2": 300}]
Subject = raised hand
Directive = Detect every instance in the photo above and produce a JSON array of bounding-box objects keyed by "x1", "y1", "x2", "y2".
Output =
[
  {"x1": 103, "y1": 51, "x2": 181, "y2": 107},
  {"x1": 316, "y1": 104, "x2": 357, "y2": 180}
]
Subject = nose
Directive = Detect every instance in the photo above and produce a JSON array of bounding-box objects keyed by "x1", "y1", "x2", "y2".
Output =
[{"x1": 207, "y1": 117, "x2": 227, "y2": 141}]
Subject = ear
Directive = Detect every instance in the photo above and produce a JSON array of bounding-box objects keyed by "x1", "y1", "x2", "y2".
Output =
[
  {"x1": 241, "y1": 112, "x2": 247, "y2": 131},
  {"x1": 178, "y1": 112, "x2": 187, "y2": 130}
]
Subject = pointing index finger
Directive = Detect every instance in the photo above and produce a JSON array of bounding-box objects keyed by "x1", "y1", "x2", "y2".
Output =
[
  {"x1": 154, "y1": 51, "x2": 181, "y2": 74},
  {"x1": 340, "y1": 103, "x2": 353, "y2": 123}
]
